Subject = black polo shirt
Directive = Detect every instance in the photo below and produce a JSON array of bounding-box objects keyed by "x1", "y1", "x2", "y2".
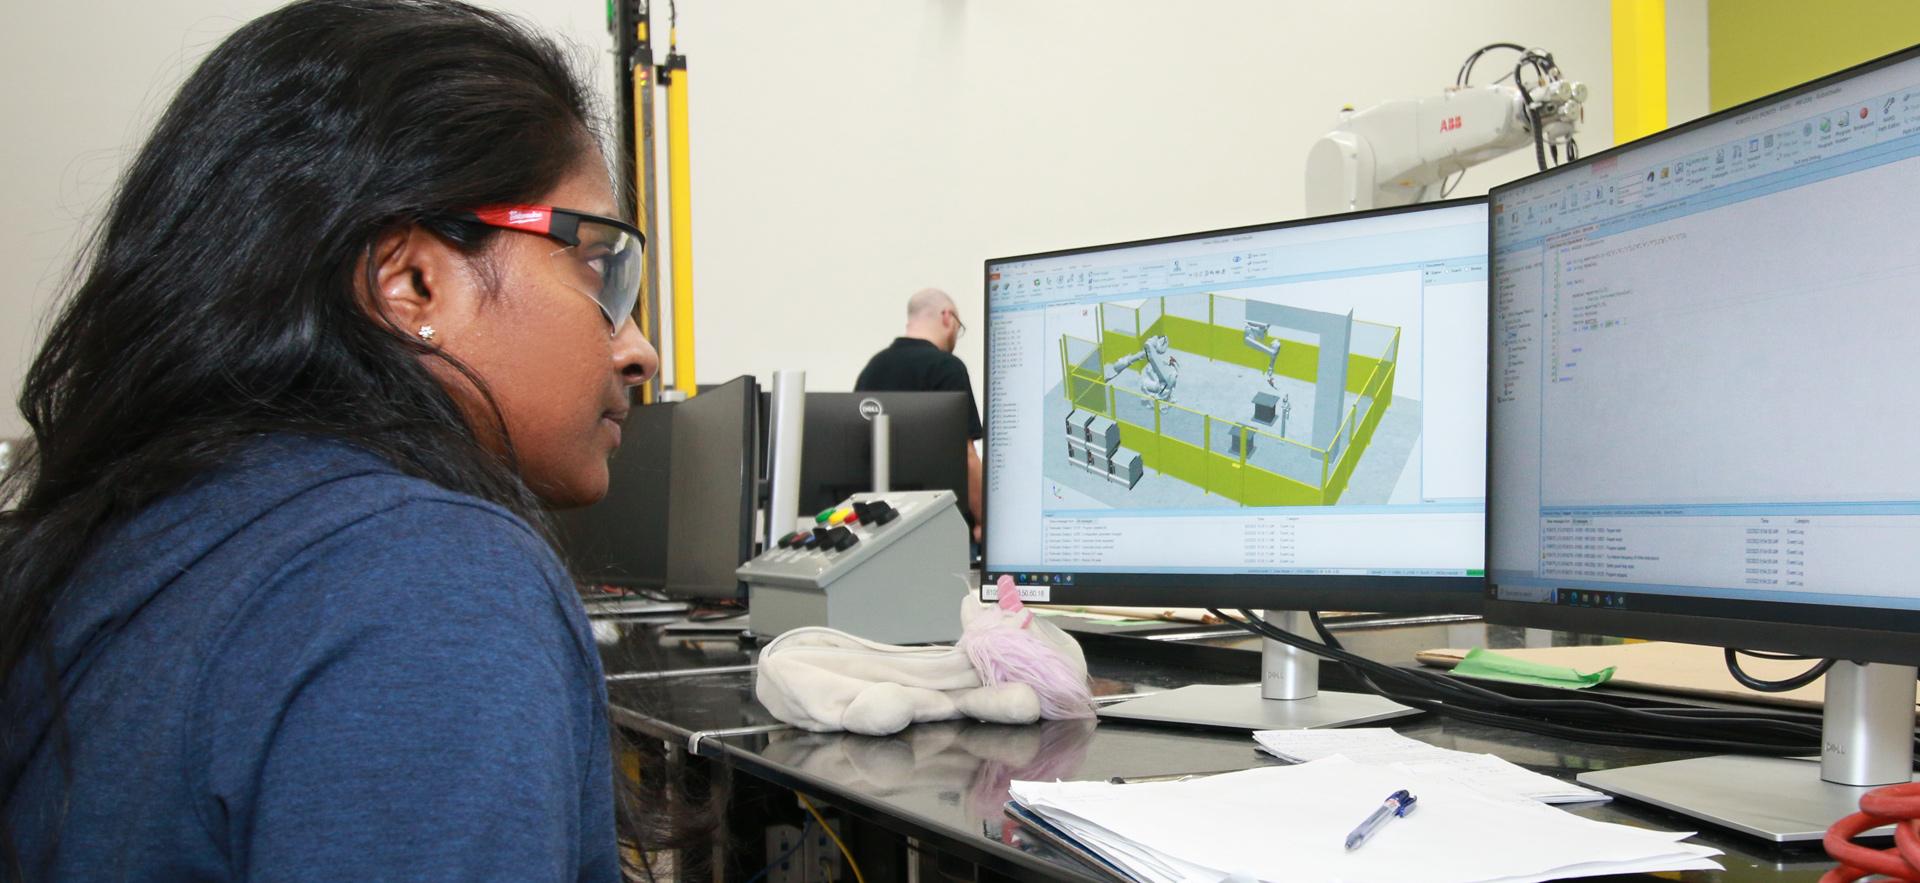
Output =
[{"x1": 853, "y1": 337, "x2": 983, "y2": 439}]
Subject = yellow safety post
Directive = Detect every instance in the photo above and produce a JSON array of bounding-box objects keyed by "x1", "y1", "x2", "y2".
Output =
[
  {"x1": 1612, "y1": 0, "x2": 1669, "y2": 144},
  {"x1": 663, "y1": 48, "x2": 695, "y2": 397}
]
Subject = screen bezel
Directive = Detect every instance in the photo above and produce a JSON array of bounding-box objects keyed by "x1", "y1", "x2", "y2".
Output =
[
  {"x1": 1483, "y1": 44, "x2": 1920, "y2": 663},
  {"x1": 982, "y1": 197, "x2": 1489, "y2": 614}
]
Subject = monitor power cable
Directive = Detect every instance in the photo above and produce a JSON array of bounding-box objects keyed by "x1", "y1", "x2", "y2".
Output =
[
  {"x1": 1227, "y1": 608, "x2": 1814, "y2": 751},
  {"x1": 1207, "y1": 609, "x2": 1919, "y2": 760},
  {"x1": 1724, "y1": 648, "x2": 1838, "y2": 693}
]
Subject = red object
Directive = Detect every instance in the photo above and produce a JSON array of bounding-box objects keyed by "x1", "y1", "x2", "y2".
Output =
[
  {"x1": 472, "y1": 204, "x2": 553, "y2": 235},
  {"x1": 1823, "y1": 782, "x2": 1920, "y2": 882}
]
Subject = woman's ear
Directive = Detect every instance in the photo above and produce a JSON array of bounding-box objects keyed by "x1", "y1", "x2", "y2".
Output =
[{"x1": 359, "y1": 225, "x2": 475, "y2": 340}]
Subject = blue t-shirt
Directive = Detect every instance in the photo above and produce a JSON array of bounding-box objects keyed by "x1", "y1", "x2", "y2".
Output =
[{"x1": 2, "y1": 436, "x2": 618, "y2": 881}]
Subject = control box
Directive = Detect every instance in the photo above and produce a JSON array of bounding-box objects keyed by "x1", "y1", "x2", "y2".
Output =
[{"x1": 738, "y1": 490, "x2": 968, "y2": 644}]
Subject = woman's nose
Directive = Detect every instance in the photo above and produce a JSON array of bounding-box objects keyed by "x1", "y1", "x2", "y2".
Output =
[{"x1": 612, "y1": 317, "x2": 659, "y2": 388}]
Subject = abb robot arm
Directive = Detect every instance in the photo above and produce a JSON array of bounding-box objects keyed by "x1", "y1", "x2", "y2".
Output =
[{"x1": 1305, "y1": 45, "x2": 1584, "y2": 216}]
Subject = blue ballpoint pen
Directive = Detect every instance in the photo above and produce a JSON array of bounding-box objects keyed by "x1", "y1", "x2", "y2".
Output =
[{"x1": 1343, "y1": 789, "x2": 1418, "y2": 850}]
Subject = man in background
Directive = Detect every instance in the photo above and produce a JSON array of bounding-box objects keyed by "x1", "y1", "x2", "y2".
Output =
[{"x1": 855, "y1": 288, "x2": 984, "y2": 540}]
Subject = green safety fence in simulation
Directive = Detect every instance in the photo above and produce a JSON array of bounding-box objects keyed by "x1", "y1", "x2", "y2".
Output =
[{"x1": 1057, "y1": 293, "x2": 1400, "y2": 507}]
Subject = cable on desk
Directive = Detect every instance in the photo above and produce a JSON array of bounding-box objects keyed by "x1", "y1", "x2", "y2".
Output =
[
  {"x1": 1271, "y1": 609, "x2": 1856, "y2": 751},
  {"x1": 797, "y1": 792, "x2": 866, "y2": 883},
  {"x1": 1209, "y1": 608, "x2": 1885, "y2": 757},
  {"x1": 1725, "y1": 648, "x2": 1837, "y2": 693},
  {"x1": 743, "y1": 817, "x2": 810, "y2": 883},
  {"x1": 1823, "y1": 781, "x2": 1920, "y2": 883},
  {"x1": 1250, "y1": 611, "x2": 1825, "y2": 737}
]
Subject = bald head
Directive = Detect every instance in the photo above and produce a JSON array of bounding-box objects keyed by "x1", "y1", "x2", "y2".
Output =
[
  {"x1": 907, "y1": 288, "x2": 955, "y2": 322},
  {"x1": 903, "y1": 288, "x2": 963, "y2": 352}
]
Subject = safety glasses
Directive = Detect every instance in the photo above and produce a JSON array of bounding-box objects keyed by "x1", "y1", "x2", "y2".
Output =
[{"x1": 461, "y1": 205, "x2": 646, "y2": 334}]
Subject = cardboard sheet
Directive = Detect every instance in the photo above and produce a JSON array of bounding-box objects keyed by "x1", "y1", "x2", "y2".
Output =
[{"x1": 1418, "y1": 642, "x2": 1920, "y2": 711}]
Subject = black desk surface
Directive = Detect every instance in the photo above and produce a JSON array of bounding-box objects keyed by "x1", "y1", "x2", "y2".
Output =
[{"x1": 594, "y1": 615, "x2": 1834, "y2": 882}]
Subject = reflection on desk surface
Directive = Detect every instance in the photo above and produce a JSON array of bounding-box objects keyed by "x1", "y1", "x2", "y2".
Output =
[
  {"x1": 763, "y1": 718, "x2": 1099, "y2": 818},
  {"x1": 599, "y1": 616, "x2": 1845, "y2": 881}
]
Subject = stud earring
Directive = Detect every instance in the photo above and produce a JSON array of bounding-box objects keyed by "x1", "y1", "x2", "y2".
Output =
[{"x1": 418, "y1": 325, "x2": 436, "y2": 342}]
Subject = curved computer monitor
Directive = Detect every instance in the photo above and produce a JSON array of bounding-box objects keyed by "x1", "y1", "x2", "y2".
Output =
[
  {"x1": 983, "y1": 199, "x2": 1490, "y2": 615},
  {"x1": 1486, "y1": 46, "x2": 1920, "y2": 839}
]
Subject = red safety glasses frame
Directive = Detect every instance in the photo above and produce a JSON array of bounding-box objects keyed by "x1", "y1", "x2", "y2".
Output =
[{"x1": 460, "y1": 204, "x2": 647, "y2": 334}]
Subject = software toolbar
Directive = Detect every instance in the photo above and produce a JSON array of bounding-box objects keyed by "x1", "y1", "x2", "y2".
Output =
[
  {"x1": 1497, "y1": 82, "x2": 1920, "y2": 246},
  {"x1": 989, "y1": 213, "x2": 1482, "y2": 311}
]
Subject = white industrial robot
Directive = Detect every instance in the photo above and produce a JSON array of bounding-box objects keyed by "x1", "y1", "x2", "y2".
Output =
[
  {"x1": 1305, "y1": 44, "x2": 1585, "y2": 216},
  {"x1": 1107, "y1": 335, "x2": 1179, "y2": 402},
  {"x1": 1243, "y1": 321, "x2": 1283, "y2": 386}
]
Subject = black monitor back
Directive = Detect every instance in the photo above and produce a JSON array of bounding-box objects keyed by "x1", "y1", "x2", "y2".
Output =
[
  {"x1": 556, "y1": 376, "x2": 760, "y2": 600},
  {"x1": 663, "y1": 377, "x2": 760, "y2": 600},
  {"x1": 555, "y1": 401, "x2": 675, "y2": 589},
  {"x1": 800, "y1": 391, "x2": 970, "y2": 518}
]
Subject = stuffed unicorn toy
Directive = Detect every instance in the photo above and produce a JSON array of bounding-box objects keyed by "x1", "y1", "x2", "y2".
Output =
[{"x1": 755, "y1": 577, "x2": 1096, "y2": 735}]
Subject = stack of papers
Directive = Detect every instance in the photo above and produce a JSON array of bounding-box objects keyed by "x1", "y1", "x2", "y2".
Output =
[
  {"x1": 1252, "y1": 728, "x2": 1608, "y2": 805},
  {"x1": 1009, "y1": 757, "x2": 1721, "y2": 883}
]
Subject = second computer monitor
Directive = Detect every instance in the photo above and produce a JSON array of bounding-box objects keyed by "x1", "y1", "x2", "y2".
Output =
[
  {"x1": 799, "y1": 391, "x2": 971, "y2": 519},
  {"x1": 983, "y1": 199, "x2": 1489, "y2": 612},
  {"x1": 1486, "y1": 46, "x2": 1920, "y2": 665}
]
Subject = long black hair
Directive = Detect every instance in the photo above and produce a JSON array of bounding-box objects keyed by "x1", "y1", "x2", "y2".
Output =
[{"x1": 0, "y1": 0, "x2": 692, "y2": 874}]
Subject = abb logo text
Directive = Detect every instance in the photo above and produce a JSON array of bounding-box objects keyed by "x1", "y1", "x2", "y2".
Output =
[{"x1": 1439, "y1": 116, "x2": 1464, "y2": 132}]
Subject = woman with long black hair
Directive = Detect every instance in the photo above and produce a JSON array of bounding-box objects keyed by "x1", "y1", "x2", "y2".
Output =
[{"x1": 1, "y1": 1, "x2": 667, "y2": 878}]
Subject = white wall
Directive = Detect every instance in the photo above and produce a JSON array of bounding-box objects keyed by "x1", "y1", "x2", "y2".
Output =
[
  {"x1": 665, "y1": 0, "x2": 1621, "y2": 405},
  {"x1": 4, "y1": 1, "x2": 1718, "y2": 440}
]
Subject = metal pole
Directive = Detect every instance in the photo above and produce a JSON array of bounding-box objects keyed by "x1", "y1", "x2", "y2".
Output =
[
  {"x1": 663, "y1": 51, "x2": 696, "y2": 397},
  {"x1": 870, "y1": 413, "x2": 891, "y2": 493},
  {"x1": 765, "y1": 370, "x2": 807, "y2": 537}
]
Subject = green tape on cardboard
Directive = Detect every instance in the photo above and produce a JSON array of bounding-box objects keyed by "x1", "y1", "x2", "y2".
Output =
[{"x1": 1450, "y1": 647, "x2": 1616, "y2": 690}]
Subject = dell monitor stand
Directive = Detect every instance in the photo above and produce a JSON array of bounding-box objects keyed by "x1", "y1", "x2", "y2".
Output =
[
  {"x1": 1578, "y1": 661, "x2": 1917, "y2": 842},
  {"x1": 1098, "y1": 610, "x2": 1417, "y2": 731}
]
